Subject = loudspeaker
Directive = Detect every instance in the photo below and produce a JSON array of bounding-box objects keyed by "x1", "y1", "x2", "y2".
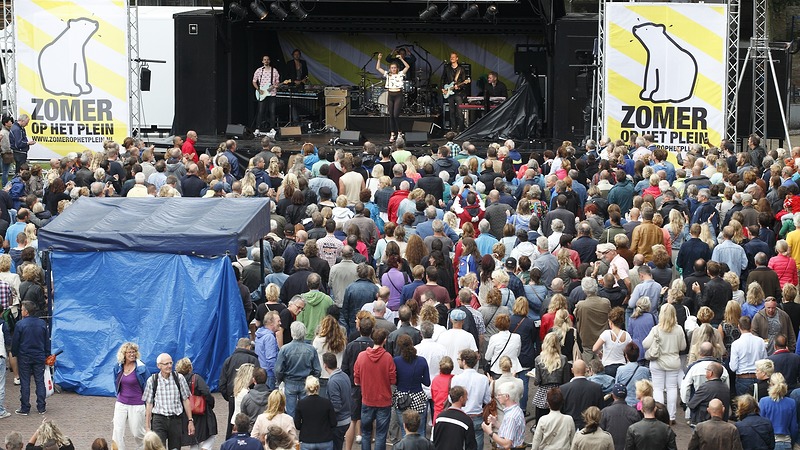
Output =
[
  {"x1": 174, "y1": 10, "x2": 227, "y2": 135},
  {"x1": 403, "y1": 132, "x2": 428, "y2": 145},
  {"x1": 736, "y1": 45, "x2": 792, "y2": 140},
  {"x1": 552, "y1": 14, "x2": 597, "y2": 143},
  {"x1": 340, "y1": 130, "x2": 362, "y2": 145},
  {"x1": 279, "y1": 126, "x2": 302, "y2": 138},
  {"x1": 226, "y1": 123, "x2": 247, "y2": 137},
  {"x1": 140, "y1": 67, "x2": 152, "y2": 91}
]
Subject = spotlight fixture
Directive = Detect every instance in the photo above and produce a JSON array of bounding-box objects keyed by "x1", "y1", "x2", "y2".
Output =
[
  {"x1": 228, "y1": 2, "x2": 247, "y2": 22},
  {"x1": 419, "y1": 4, "x2": 438, "y2": 20},
  {"x1": 483, "y1": 4, "x2": 498, "y2": 20},
  {"x1": 290, "y1": 1, "x2": 308, "y2": 20},
  {"x1": 440, "y1": 4, "x2": 460, "y2": 20},
  {"x1": 250, "y1": 0, "x2": 268, "y2": 20},
  {"x1": 269, "y1": 2, "x2": 288, "y2": 20},
  {"x1": 460, "y1": 3, "x2": 479, "y2": 19}
]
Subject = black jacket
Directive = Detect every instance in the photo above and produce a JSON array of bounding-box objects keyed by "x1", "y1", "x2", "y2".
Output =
[
  {"x1": 218, "y1": 348, "x2": 260, "y2": 400},
  {"x1": 686, "y1": 378, "x2": 730, "y2": 424},
  {"x1": 734, "y1": 413, "x2": 775, "y2": 450},
  {"x1": 416, "y1": 174, "x2": 444, "y2": 202},
  {"x1": 560, "y1": 377, "x2": 603, "y2": 429},
  {"x1": 625, "y1": 418, "x2": 677, "y2": 450}
]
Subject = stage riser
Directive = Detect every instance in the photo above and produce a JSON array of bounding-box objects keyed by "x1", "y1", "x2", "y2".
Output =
[{"x1": 346, "y1": 115, "x2": 438, "y2": 138}]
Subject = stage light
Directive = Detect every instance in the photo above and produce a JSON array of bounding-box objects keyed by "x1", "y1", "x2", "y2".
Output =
[
  {"x1": 483, "y1": 4, "x2": 498, "y2": 20},
  {"x1": 250, "y1": 1, "x2": 268, "y2": 19},
  {"x1": 440, "y1": 4, "x2": 460, "y2": 20},
  {"x1": 419, "y1": 5, "x2": 438, "y2": 20},
  {"x1": 228, "y1": 2, "x2": 247, "y2": 22},
  {"x1": 460, "y1": 4, "x2": 480, "y2": 19},
  {"x1": 290, "y1": 1, "x2": 308, "y2": 20},
  {"x1": 269, "y1": 2, "x2": 288, "y2": 20}
]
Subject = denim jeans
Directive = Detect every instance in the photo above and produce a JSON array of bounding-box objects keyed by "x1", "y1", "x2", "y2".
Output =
[
  {"x1": 284, "y1": 379, "x2": 307, "y2": 418},
  {"x1": 361, "y1": 405, "x2": 391, "y2": 450},
  {"x1": 774, "y1": 441, "x2": 791, "y2": 450},
  {"x1": 394, "y1": 407, "x2": 427, "y2": 439},
  {"x1": 266, "y1": 375, "x2": 276, "y2": 391},
  {"x1": 518, "y1": 371, "x2": 530, "y2": 414},
  {"x1": 0, "y1": 356, "x2": 7, "y2": 415},
  {"x1": 472, "y1": 416, "x2": 484, "y2": 449},
  {"x1": 301, "y1": 441, "x2": 334, "y2": 450},
  {"x1": 18, "y1": 356, "x2": 45, "y2": 413},
  {"x1": 735, "y1": 377, "x2": 757, "y2": 397}
]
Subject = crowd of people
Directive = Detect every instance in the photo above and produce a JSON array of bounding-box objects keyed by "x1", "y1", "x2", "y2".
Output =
[{"x1": 4, "y1": 127, "x2": 800, "y2": 450}]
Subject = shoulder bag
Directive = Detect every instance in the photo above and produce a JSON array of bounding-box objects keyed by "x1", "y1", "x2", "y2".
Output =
[
  {"x1": 645, "y1": 328, "x2": 662, "y2": 361},
  {"x1": 188, "y1": 374, "x2": 207, "y2": 415}
]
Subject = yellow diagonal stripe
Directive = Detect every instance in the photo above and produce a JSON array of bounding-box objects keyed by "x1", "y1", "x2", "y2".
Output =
[
  {"x1": 29, "y1": 0, "x2": 127, "y2": 55},
  {"x1": 623, "y1": 5, "x2": 724, "y2": 63}
]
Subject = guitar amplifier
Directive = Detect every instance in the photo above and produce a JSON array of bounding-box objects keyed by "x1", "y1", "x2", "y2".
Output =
[{"x1": 325, "y1": 87, "x2": 350, "y2": 130}]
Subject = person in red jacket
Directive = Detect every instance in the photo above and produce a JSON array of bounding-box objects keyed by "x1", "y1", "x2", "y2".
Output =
[
  {"x1": 388, "y1": 182, "x2": 410, "y2": 224},
  {"x1": 453, "y1": 191, "x2": 485, "y2": 227},
  {"x1": 353, "y1": 328, "x2": 396, "y2": 450},
  {"x1": 181, "y1": 130, "x2": 199, "y2": 163}
]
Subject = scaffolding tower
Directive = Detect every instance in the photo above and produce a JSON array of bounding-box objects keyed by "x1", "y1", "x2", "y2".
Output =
[
  {"x1": 1, "y1": 0, "x2": 15, "y2": 117},
  {"x1": 129, "y1": 0, "x2": 142, "y2": 137}
]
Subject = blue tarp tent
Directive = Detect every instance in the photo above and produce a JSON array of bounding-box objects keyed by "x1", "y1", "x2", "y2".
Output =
[{"x1": 38, "y1": 197, "x2": 269, "y2": 396}]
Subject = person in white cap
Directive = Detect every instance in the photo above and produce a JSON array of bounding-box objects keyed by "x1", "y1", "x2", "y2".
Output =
[{"x1": 435, "y1": 309, "x2": 477, "y2": 376}]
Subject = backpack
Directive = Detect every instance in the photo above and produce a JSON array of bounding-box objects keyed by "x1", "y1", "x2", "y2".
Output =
[
  {"x1": 1, "y1": 303, "x2": 19, "y2": 334},
  {"x1": 458, "y1": 254, "x2": 474, "y2": 277},
  {"x1": 150, "y1": 372, "x2": 187, "y2": 407}
]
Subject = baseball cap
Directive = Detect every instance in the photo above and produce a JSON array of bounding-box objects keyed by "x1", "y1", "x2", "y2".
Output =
[
  {"x1": 504, "y1": 257, "x2": 517, "y2": 270},
  {"x1": 612, "y1": 383, "x2": 627, "y2": 398},
  {"x1": 449, "y1": 309, "x2": 467, "y2": 321},
  {"x1": 597, "y1": 243, "x2": 615, "y2": 254}
]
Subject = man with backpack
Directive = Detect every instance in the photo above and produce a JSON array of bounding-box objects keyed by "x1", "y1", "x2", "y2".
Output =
[{"x1": 142, "y1": 353, "x2": 195, "y2": 450}]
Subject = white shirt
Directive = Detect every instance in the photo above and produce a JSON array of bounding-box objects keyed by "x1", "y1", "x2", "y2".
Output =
[
  {"x1": 451, "y1": 368, "x2": 491, "y2": 415},
  {"x1": 436, "y1": 328, "x2": 478, "y2": 375},
  {"x1": 361, "y1": 302, "x2": 398, "y2": 324},
  {"x1": 729, "y1": 332, "x2": 767, "y2": 374},
  {"x1": 680, "y1": 359, "x2": 730, "y2": 404},
  {"x1": 485, "y1": 330, "x2": 522, "y2": 374},
  {"x1": 415, "y1": 338, "x2": 447, "y2": 398},
  {"x1": 510, "y1": 241, "x2": 537, "y2": 261},
  {"x1": 385, "y1": 72, "x2": 405, "y2": 90}
]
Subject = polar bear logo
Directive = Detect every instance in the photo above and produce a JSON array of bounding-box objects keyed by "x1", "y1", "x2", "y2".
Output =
[
  {"x1": 38, "y1": 18, "x2": 99, "y2": 97},
  {"x1": 632, "y1": 23, "x2": 698, "y2": 103}
]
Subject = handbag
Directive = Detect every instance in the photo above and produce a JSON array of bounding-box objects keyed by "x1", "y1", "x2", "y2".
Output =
[
  {"x1": 645, "y1": 328, "x2": 662, "y2": 361},
  {"x1": 188, "y1": 375, "x2": 207, "y2": 415}
]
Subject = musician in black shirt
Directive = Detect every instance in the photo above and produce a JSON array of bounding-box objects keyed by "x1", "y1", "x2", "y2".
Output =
[
  {"x1": 480, "y1": 71, "x2": 508, "y2": 98},
  {"x1": 284, "y1": 49, "x2": 309, "y2": 88},
  {"x1": 441, "y1": 52, "x2": 468, "y2": 132}
]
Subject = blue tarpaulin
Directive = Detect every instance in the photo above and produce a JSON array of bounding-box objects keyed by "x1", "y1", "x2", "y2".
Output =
[{"x1": 40, "y1": 198, "x2": 268, "y2": 396}]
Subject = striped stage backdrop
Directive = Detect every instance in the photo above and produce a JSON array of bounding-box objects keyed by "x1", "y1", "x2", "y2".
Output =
[
  {"x1": 15, "y1": 0, "x2": 130, "y2": 158},
  {"x1": 277, "y1": 33, "x2": 532, "y2": 91}
]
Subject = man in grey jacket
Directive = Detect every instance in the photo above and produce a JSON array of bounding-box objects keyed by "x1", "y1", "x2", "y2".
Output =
[{"x1": 324, "y1": 352, "x2": 351, "y2": 450}]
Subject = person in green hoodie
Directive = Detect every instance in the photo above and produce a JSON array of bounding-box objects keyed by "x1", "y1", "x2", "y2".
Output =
[{"x1": 297, "y1": 273, "x2": 334, "y2": 341}]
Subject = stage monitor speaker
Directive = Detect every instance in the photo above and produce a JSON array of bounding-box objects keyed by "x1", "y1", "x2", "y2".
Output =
[
  {"x1": 140, "y1": 67, "x2": 151, "y2": 91},
  {"x1": 551, "y1": 14, "x2": 597, "y2": 144},
  {"x1": 411, "y1": 121, "x2": 431, "y2": 133},
  {"x1": 403, "y1": 132, "x2": 428, "y2": 145},
  {"x1": 226, "y1": 123, "x2": 247, "y2": 137},
  {"x1": 736, "y1": 45, "x2": 791, "y2": 140},
  {"x1": 340, "y1": 130, "x2": 362, "y2": 145},
  {"x1": 279, "y1": 126, "x2": 302, "y2": 138},
  {"x1": 174, "y1": 10, "x2": 227, "y2": 135}
]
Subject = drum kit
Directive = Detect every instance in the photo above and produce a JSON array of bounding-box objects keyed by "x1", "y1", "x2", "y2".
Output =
[{"x1": 355, "y1": 68, "x2": 439, "y2": 116}]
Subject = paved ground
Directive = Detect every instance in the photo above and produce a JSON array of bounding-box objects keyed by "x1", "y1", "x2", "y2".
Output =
[{"x1": 1, "y1": 374, "x2": 696, "y2": 449}]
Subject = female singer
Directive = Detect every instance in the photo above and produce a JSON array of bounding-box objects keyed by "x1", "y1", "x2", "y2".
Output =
[{"x1": 376, "y1": 52, "x2": 410, "y2": 143}]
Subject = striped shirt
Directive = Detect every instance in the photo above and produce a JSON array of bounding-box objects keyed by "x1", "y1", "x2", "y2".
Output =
[
  {"x1": 497, "y1": 403, "x2": 525, "y2": 448},
  {"x1": 141, "y1": 371, "x2": 190, "y2": 416}
]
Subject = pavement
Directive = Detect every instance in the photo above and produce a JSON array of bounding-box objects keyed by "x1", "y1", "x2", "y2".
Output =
[{"x1": 0, "y1": 373, "x2": 696, "y2": 449}]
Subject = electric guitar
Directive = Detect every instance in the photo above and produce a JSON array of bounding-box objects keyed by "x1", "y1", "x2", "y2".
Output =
[
  {"x1": 254, "y1": 80, "x2": 292, "y2": 101},
  {"x1": 442, "y1": 78, "x2": 471, "y2": 99}
]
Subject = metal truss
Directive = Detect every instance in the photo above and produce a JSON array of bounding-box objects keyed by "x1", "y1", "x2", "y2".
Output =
[
  {"x1": 129, "y1": 0, "x2": 142, "y2": 137},
  {"x1": 594, "y1": 0, "x2": 605, "y2": 140},
  {"x1": 725, "y1": 0, "x2": 740, "y2": 141},
  {"x1": 1, "y1": 0, "x2": 15, "y2": 116}
]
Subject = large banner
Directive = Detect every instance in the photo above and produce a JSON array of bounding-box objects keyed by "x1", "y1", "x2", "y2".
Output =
[
  {"x1": 603, "y1": 3, "x2": 727, "y2": 152},
  {"x1": 15, "y1": 0, "x2": 130, "y2": 159}
]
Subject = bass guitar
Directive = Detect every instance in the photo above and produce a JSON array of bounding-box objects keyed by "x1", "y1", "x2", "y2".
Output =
[{"x1": 442, "y1": 78, "x2": 471, "y2": 99}]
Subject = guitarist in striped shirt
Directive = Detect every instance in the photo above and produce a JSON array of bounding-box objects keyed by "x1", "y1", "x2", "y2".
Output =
[
  {"x1": 441, "y1": 52, "x2": 468, "y2": 133},
  {"x1": 252, "y1": 56, "x2": 281, "y2": 133}
]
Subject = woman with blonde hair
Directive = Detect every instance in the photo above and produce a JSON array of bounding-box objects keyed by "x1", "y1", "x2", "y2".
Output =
[
  {"x1": 724, "y1": 272, "x2": 745, "y2": 305},
  {"x1": 294, "y1": 376, "x2": 336, "y2": 450},
  {"x1": 539, "y1": 293, "x2": 569, "y2": 341},
  {"x1": 175, "y1": 358, "x2": 217, "y2": 450},
  {"x1": 742, "y1": 282, "x2": 766, "y2": 318},
  {"x1": 28, "y1": 419, "x2": 74, "y2": 450},
  {"x1": 553, "y1": 308, "x2": 580, "y2": 363},
  {"x1": 366, "y1": 164, "x2": 384, "y2": 201},
  {"x1": 628, "y1": 296, "x2": 655, "y2": 362},
  {"x1": 230, "y1": 363, "x2": 256, "y2": 426},
  {"x1": 699, "y1": 223, "x2": 716, "y2": 249},
  {"x1": 556, "y1": 248, "x2": 577, "y2": 285},
  {"x1": 759, "y1": 373, "x2": 797, "y2": 450},
  {"x1": 687, "y1": 323, "x2": 725, "y2": 364},
  {"x1": 770, "y1": 240, "x2": 799, "y2": 288},
  {"x1": 485, "y1": 314, "x2": 522, "y2": 378},
  {"x1": 142, "y1": 432, "x2": 165, "y2": 450},
  {"x1": 112, "y1": 342, "x2": 149, "y2": 450},
  {"x1": 643, "y1": 303, "x2": 687, "y2": 423},
  {"x1": 570, "y1": 406, "x2": 614, "y2": 450},
  {"x1": 479, "y1": 288, "x2": 510, "y2": 345},
  {"x1": 532, "y1": 332, "x2": 571, "y2": 420},
  {"x1": 754, "y1": 359, "x2": 774, "y2": 401},
  {"x1": 635, "y1": 379, "x2": 654, "y2": 412},
  {"x1": 718, "y1": 300, "x2": 742, "y2": 361},
  {"x1": 312, "y1": 315, "x2": 346, "y2": 397},
  {"x1": 665, "y1": 209, "x2": 687, "y2": 269},
  {"x1": 252, "y1": 390, "x2": 298, "y2": 444}
]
